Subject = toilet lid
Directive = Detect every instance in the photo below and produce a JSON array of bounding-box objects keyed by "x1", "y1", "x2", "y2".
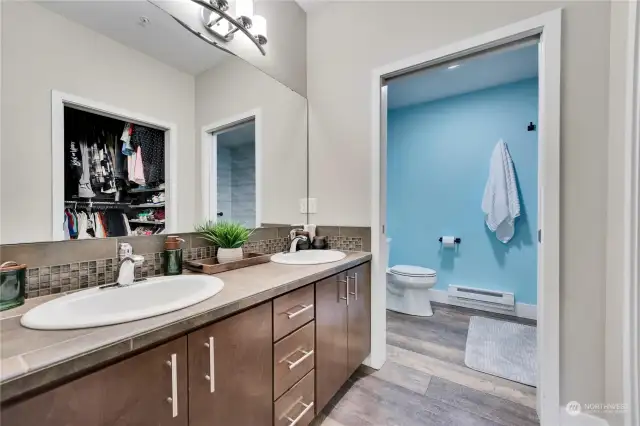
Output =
[{"x1": 390, "y1": 265, "x2": 436, "y2": 277}]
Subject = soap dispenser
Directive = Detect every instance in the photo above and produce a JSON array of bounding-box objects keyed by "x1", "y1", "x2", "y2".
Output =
[{"x1": 164, "y1": 236, "x2": 185, "y2": 276}]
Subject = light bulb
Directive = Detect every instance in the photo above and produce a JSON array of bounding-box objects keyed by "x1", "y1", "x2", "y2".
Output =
[
  {"x1": 250, "y1": 15, "x2": 267, "y2": 37},
  {"x1": 234, "y1": 0, "x2": 253, "y2": 18}
]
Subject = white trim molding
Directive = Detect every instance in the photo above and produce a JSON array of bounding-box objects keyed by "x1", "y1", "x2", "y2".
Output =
[
  {"x1": 370, "y1": 9, "x2": 562, "y2": 425},
  {"x1": 623, "y1": 1, "x2": 640, "y2": 425},
  {"x1": 200, "y1": 108, "x2": 262, "y2": 228},
  {"x1": 51, "y1": 90, "x2": 178, "y2": 240}
]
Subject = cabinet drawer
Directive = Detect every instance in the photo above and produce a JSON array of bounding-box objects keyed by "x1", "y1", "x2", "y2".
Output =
[
  {"x1": 273, "y1": 285, "x2": 314, "y2": 341},
  {"x1": 274, "y1": 321, "x2": 315, "y2": 399},
  {"x1": 274, "y1": 370, "x2": 315, "y2": 426}
]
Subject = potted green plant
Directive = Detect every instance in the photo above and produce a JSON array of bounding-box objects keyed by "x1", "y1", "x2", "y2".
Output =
[{"x1": 195, "y1": 220, "x2": 254, "y2": 264}]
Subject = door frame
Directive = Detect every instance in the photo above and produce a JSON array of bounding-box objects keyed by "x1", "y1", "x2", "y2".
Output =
[
  {"x1": 200, "y1": 108, "x2": 262, "y2": 227},
  {"x1": 370, "y1": 9, "x2": 562, "y2": 425},
  {"x1": 51, "y1": 90, "x2": 179, "y2": 240},
  {"x1": 623, "y1": 1, "x2": 640, "y2": 424}
]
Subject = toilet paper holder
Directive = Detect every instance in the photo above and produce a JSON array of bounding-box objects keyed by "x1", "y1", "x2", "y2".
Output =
[{"x1": 438, "y1": 237, "x2": 461, "y2": 244}]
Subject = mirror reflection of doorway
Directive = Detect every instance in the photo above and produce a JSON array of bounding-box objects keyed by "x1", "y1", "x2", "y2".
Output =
[{"x1": 213, "y1": 121, "x2": 256, "y2": 227}]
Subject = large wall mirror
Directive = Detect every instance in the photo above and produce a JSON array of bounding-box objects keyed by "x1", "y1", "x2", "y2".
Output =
[{"x1": 0, "y1": 0, "x2": 308, "y2": 245}]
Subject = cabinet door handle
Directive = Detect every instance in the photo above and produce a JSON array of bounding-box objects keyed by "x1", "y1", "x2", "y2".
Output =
[
  {"x1": 281, "y1": 348, "x2": 314, "y2": 370},
  {"x1": 349, "y1": 273, "x2": 358, "y2": 300},
  {"x1": 284, "y1": 400, "x2": 314, "y2": 426},
  {"x1": 204, "y1": 337, "x2": 215, "y2": 393},
  {"x1": 166, "y1": 354, "x2": 178, "y2": 418},
  {"x1": 338, "y1": 278, "x2": 349, "y2": 306},
  {"x1": 286, "y1": 304, "x2": 313, "y2": 319}
]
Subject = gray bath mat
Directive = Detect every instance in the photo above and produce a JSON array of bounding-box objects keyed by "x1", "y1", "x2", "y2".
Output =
[{"x1": 464, "y1": 316, "x2": 537, "y2": 387}]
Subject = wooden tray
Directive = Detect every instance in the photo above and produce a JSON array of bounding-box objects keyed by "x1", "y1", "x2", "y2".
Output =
[{"x1": 185, "y1": 252, "x2": 271, "y2": 274}]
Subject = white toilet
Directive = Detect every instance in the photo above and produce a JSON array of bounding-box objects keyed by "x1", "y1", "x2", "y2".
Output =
[{"x1": 387, "y1": 265, "x2": 438, "y2": 317}]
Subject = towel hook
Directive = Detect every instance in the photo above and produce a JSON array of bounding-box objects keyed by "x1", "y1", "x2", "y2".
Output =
[{"x1": 527, "y1": 122, "x2": 536, "y2": 131}]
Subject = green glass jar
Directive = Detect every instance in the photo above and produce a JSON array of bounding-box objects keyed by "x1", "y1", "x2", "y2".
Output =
[
  {"x1": 164, "y1": 236, "x2": 185, "y2": 276},
  {"x1": 164, "y1": 249, "x2": 183, "y2": 276},
  {"x1": 0, "y1": 262, "x2": 26, "y2": 311}
]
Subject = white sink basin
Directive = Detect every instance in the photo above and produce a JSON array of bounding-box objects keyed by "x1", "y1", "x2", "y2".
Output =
[
  {"x1": 21, "y1": 275, "x2": 224, "y2": 330},
  {"x1": 271, "y1": 250, "x2": 347, "y2": 265}
]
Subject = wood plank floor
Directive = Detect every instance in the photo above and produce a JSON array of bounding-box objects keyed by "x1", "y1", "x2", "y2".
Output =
[{"x1": 312, "y1": 303, "x2": 539, "y2": 426}]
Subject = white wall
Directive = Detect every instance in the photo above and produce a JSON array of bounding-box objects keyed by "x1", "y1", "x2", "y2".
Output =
[
  {"x1": 251, "y1": 0, "x2": 308, "y2": 96},
  {"x1": 196, "y1": 56, "x2": 307, "y2": 226},
  {"x1": 606, "y1": 2, "x2": 632, "y2": 425},
  {"x1": 307, "y1": 0, "x2": 611, "y2": 412},
  {"x1": 0, "y1": 2, "x2": 195, "y2": 244}
]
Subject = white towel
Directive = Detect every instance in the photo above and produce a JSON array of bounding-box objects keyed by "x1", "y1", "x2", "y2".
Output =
[{"x1": 482, "y1": 140, "x2": 521, "y2": 243}]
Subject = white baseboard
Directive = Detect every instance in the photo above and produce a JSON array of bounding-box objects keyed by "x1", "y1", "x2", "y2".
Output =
[
  {"x1": 559, "y1": 409, "x2": 609, "y2": 426},
  {"x1": 428, "y1": 288, "x2": 537, "y2": 320}
]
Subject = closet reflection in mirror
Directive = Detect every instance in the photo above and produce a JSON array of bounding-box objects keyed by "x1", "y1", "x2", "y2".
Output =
[
  {"x1": 62, "y1": 107, "x2": 169, "y2": 240},
  {"x1": 0, "y1": 0, "x2": 308, "y2": 244}
]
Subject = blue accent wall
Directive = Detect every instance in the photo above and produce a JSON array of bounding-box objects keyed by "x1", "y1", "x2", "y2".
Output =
[{"x1": 387, "y1": 78, "x2": 538, "y2": 305}]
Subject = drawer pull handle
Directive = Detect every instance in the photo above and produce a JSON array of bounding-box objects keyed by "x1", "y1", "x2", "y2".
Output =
[
  {"x1": 339, "y1": 278, "x2": 349, "y2": 305},
  {"x1": 348, "y1": 273, "x2": 358, "y2": 300},
  {"x1": 285, "y1": 400, "x2": 314, "y2": 426},
  {"x1": 286, "y1": 304, "x2": 313, "y2": 319},
  {"x1": 204, "y1": 337, "x2": 215, "y2": 393},
  {"x1": 282, "y1": 349, "x2": 314, "y2": 370},
  {"x1": 166, "y1": 354, "x2": 178, "y2": 418}
]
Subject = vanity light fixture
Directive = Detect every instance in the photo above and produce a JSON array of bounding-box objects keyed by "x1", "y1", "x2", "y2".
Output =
[{"x1": 198, "y1": 0, "x2": 268, "y2": 54}]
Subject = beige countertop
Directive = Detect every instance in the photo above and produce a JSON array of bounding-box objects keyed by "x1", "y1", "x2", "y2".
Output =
[{"x1": 0, "y1": 251, "x2": 371, "y2": 403}]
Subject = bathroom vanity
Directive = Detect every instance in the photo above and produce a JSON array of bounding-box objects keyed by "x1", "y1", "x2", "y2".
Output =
[{"x1": 0, "y1": 253, "x2": 371, "y2": 426}]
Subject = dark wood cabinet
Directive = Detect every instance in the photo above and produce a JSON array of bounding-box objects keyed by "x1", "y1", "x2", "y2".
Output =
[
  {"x1": 188, "y1": 301, "x2": 273, "y2": 426},
  {"x1": 314, "y1": 271, "x2": 349, "y2": 412},
  {"x1": 315, "y1": 263, "x2": 372, "y2": 413},
  {"x1": 1, "y1": 337, "x2": 188, "y2": 426},
  {"x1": 347, "y1": 262, "x2": 372, "y2": 376},
  {"x1": 1, "y1": 261, "x2": 371, "y2": 426}
]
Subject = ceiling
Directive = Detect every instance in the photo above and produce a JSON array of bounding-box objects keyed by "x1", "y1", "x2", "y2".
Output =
[
  {"x1": 294, "y1": 0, "x2": 324, "y2": 13},
  {"x1": 38, "y1": 1, "x2": 228, "y2": 75},
  {"x1": 387, "y1": 43, "x2": 539, "y2": 110},
  {"x1": 218, "y1": 122, "x2": 255, "y2": 147}
]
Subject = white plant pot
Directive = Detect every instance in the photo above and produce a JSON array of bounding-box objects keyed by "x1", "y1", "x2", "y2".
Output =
[{"x1": 217, "y1": 247, "x2": 243, "y2": 264}]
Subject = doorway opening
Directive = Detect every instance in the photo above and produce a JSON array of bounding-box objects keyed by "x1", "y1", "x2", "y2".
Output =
[
  {"x1": 370, "y1": 10, "x2": 561, "y2": 425},
  {"x1": 213, "y1": 121, "x2": 257, "y2": 227},
  {"x1": 201, "y1": 109, "x2": 262, "y2": 228}
]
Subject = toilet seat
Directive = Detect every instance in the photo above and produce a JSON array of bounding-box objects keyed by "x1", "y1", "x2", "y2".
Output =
[{"x1": 390, "y1": 265, "x2": 436, "y2": 277}]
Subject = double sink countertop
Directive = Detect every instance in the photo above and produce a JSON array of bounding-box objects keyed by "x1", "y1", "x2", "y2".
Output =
[{"x1": 0, "y1": 251, "x2": 371, "y2": 403}]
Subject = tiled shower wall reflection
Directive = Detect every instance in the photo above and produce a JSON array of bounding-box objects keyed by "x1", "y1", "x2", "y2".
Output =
[{"x1": 1, "y1": 226, "x2": 369, "y2": 299}]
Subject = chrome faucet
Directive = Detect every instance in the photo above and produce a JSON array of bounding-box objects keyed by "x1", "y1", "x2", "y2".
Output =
[
  {"x1": 100, "y1": 255, "x2": 144, "y2": 289},
  {"x1": 289, "y1": 236, "x2": 308, "y2": 253}
]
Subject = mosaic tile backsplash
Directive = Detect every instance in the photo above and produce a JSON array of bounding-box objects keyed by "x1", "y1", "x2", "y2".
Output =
[
  {"x1": 0, "y1": 227, "x2": 369, "y2": 299},
  {"x1": 328, "y1": 236, "x2": 364, "y2": 252},
  {"x1": 21, "y1": 235, "x2": 364, "y2": 299},
  {"x1": 25, "y1": 241, "x2": 278, "y2": 299}
]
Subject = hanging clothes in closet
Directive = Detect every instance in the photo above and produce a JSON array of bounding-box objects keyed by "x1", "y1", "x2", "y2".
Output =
[
  {"x1": 64, "y1": 107, "x2": 167, "y2": 238},
  {"x1": 62, "y1": 206, "x2": 133, "y2": 240},
  {"x1": 130, "y1": 126, "x2": 165, "y2": 186}
]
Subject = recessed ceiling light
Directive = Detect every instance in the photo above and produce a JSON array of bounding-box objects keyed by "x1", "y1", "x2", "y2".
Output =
[{"x1": 448, "y1": 64, "x2": 460, "y2": 70}]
